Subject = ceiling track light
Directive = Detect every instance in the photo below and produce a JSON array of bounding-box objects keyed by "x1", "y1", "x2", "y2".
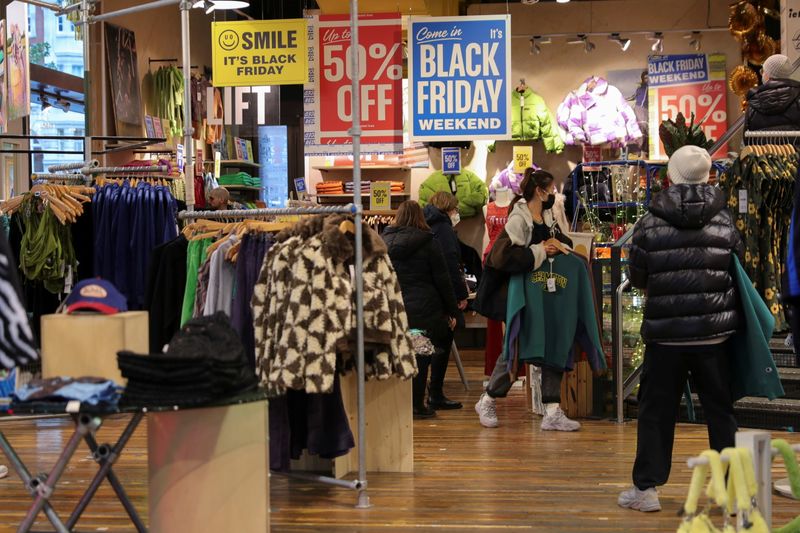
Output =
[
  {"x1": 648, "y1": 32, "x2": 664, "y2": 53},
  {"x1": 684, "y1": 31, "x2": 702, "y2": 51},
  {"x1": 530, "y1": 35, "x2": 551, "y2": 55},
  {"x1": 609, "y1": 33, "x2": 631, "y2": 52},
  {"x1": 192, "y1": 0, "x2": 249, "y2": 13},
  {"x1": 567, "y1": 34, "x2": 595, "y2": 53}
]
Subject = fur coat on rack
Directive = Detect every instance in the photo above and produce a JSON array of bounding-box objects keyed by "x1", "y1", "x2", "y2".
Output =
[{"x1": 252, "y1": 215, "x2": 417, "y2": 396}]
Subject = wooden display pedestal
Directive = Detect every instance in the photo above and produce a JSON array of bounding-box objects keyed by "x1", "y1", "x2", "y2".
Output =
[
  {"x1": 291, "y1": 374, "x2": 413, "y2": 478},
  {"x1": 148, "y1": 400, "x2": 270, "y2": 533},
  {"x1": 560, "y1": 361, "x2": 593, "y2": 418},
  {"x1": 40, "y1": 311, "x2": 148, "y2": 384}
]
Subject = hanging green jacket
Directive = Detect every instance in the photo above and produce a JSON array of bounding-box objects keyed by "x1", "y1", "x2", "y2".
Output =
[
  {"x1": 503, "y1": 254, "x2": 606, "y2": 372},
  {"x1": 418, "y1": 169, "x2": 489, "y2": 218},
  {"x1": 729, "y1": 254, "x2": 784, "y2": 401},
  {"x1": 511, "y1": 88, "x2": 565, "y2": 154}
]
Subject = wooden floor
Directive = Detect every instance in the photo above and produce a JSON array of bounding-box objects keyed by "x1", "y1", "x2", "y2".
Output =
[{"x1": 1, "y1": 352, "x2": 798, "y2": 532}]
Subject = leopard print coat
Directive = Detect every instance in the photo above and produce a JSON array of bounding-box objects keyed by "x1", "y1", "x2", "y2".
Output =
[{"x1": 252, "y1": 215, "x2": 417, "y2": 395}]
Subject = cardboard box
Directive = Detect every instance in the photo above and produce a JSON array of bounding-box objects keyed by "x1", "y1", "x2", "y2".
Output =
[{"x1": 40, "y1": 312, "x2": 148, "y2": 385}]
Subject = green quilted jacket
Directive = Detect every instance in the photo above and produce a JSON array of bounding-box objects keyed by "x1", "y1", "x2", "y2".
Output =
[{"x1": 511, "y1": 88, "x2": 565, "y2": 154}]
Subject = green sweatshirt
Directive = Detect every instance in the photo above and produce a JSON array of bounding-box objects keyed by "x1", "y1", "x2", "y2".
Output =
[
  {"x1": 504, "y1": 254, "x2": 606, "y2": 372},
  {"x1": 418, "y1": 169, "x2": 489, "y2": 218}
]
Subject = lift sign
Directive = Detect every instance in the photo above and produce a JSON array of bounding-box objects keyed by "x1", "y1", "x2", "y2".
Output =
[{"x1": 212, "y1": 19, "x2": 308, "y2": 87}]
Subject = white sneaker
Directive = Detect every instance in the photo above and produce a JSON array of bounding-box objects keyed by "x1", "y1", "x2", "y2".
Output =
[
  {"x1": 474, "y1": 393, "x2": 499, "y2": 428},
  {"x1": 541, "y1": 406, "x2": 581, "y2": 431},
  {"x1": 618, "y1": 486, "x2": 661, "y2": 512},
  {"x1": 0, "y1": 465, "x2": 8, "y2": 479}
]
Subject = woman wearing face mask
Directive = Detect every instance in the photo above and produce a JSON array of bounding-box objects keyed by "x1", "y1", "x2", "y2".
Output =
[
  {"x1": 423, "y1": 191, "x2": 468, "y2": 410},
  {"x1": 475, "y1": 169, "x2": 579, "y2": 431}
]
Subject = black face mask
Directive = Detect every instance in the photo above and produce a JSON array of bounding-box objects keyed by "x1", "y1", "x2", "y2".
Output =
[{"x1": 542, "y1": 193, "x2": 555, "y2": 210}]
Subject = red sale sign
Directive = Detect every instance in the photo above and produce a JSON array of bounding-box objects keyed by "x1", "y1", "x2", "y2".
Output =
[
  {"x1": 648, "y1": 54, "x2": 728, "y2": 160},
  {"x1": 315, "y1": 13, "x2": 403, "y2": 147}
]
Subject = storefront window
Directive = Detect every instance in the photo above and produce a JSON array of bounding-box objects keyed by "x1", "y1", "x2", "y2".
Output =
[
  {"x1": 29, "y1": 100, "x2": 85, "y2": 173},
  {"x1": 27, "y1": 5, "x2": 83, "y2": 77}
]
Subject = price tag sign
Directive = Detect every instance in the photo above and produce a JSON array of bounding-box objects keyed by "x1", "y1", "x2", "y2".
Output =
[
  {"x1": 442, "y1": 147, "x2": 461, "y2": 175},
  {"x1": 177, "y1": 144, "x2": 185, "y2": 173},
  {"x1": 513, "y1": 146, "x2": 533, "y2": 173},
  {"x1": 214, "y1": 151, "x2": 222, "y2": 179},
  {"x1": 370, "y1": 181, "x2": 391, "y2": 211}
]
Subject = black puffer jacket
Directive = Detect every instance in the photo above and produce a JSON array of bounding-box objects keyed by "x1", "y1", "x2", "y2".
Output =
[
  {"x1": 628, "y1": 184, "x2": 744, "y2": 344},
  {"x1": 423, "y1": 204, "x2": 468, "y2": 302},
  {"x1": 382, "y1": 226, "x2": 458, "y2": 349},
  {"x1": 745, "y1": 79, "x2": 800, "y2": 134}
]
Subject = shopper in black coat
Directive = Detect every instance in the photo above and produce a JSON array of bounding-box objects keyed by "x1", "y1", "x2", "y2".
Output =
[
  {"x1": 383, "y1": 201, "x2": 459, "y2": 418},
  {"x1": 619, "y1": 145, "x2": 743, "y2": 513},
  {"x1": 423, "y1": 192, "x2": 468, "y2": 410},
  {"x1": 745, "y1": 54, "x2": 800, "y2": 135}
]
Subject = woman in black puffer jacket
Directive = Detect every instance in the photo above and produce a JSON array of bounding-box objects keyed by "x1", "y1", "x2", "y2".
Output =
[
  {"x1": 619, "y1": 145, "x2": 744, "y2": 513},
  {"x1": 382, "y1": 201, "x2": 459, "y2": 419}
]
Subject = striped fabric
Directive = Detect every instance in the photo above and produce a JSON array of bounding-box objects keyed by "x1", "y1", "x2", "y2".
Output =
[{"x1": 0, "y1": 232, "x2": 38, "y2": 370}]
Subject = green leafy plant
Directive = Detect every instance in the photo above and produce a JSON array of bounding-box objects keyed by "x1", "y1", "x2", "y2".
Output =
[{"x1": 658, "y1": 112, "x2": 714, "y2": 157}]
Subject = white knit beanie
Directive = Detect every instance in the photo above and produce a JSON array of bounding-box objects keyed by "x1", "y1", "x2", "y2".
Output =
[
  {"x1": 668, "y1": 145, "x2": 712, "y2": 185},
  {"x1": 762, "y1": 54, "x2": 791, "y2": 80}
]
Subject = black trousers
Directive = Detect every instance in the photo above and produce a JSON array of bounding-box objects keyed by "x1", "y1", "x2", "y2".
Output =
[{"x1": 632, "y1": 342, "x2": 737, "y2": 490}]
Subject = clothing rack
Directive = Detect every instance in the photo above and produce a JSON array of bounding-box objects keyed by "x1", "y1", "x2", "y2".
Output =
[
  {"x1": 32, "y1": 174, "x2": 89, "y2": 183},
  {"x1": 177, "y1": 203, "x2": 372, "y2": 503},
  {"x1": 148, "y1": 57, "x2": 199, "y2": 69},
  {"x1": 686, "y1": 431, "x2": 800, "y2": 529}
]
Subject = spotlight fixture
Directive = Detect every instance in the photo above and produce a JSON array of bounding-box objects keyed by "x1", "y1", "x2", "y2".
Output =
[
  {"x1": 648, "y1": 32, "x2": 664, "y2": 53},
  {"x1": 685, "y1": 31, "x2": 702, "y2": 51},
  {"x1": 556, "y1": 0, "x2": 571, "y2": 3},
  {"x1": 567, "y1": 35, "x2": 595, "y2": 53},
  {"x1": 193, "y1": 0, "x2": 249, "y2": 12},
  {"x1": 530, "y1": 35, "x2": 551, "y2": 55},
  {"x1": 609, "y1": 33, "x2": 631, "y2": 51},
  {"x1": 520, "y1": 0, "x2": 539, "y2": 4},
  {"x1": 40, "y1": 95, "x2": 52, "y2": 110}
]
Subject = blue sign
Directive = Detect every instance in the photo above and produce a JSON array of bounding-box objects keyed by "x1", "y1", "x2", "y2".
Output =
[
  {"x1": 408, "y1": 15, "x2": 511, "y2": 142},
  {"x1": 648, "y1": 54, "x2": 709, "y2": 87},
  {"x1": 294, "y1": 177, "x2": 307, "y2": 193},
  {"x1": 442, "y1": 147, "x2": 461, "y2": 175}
]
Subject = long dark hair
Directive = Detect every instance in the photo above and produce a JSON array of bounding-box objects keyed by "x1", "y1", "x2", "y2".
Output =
[
  {"x1": 509, "y1": 168, "x2": 555, "y2": 216},
  {"x1": 393, "y1": 200, "x2": 430, "y2": 231}
]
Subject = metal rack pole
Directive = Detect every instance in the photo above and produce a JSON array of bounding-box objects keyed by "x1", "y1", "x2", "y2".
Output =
[
  {"x1": 81, "y1": 0, "x2": 92, "y2": 164},
  {"x1": 177, "y1": 205, "x2": 357, "y2": 220},
  {"x1": 743, "y1": 130, "x2": 800, "y2": 138},
  {"x1": 348, "y1": 0, "x2": 369, "y2": 510},
  {"x1": 47, "y1": 160, "x2": 98, "y2": 173},
  {"x1": 180, "y1": 0, "x2": 195, "y2": 211},
  {"x1": 83, "y1": 165, "x2": 170, "y2": 175}
]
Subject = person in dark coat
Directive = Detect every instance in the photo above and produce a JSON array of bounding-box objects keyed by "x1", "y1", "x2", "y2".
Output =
[
  {"x1": 423, "y1": 192, "x2": 468, "y2": 410},
  {"x1": 745, "y1": 54, "x2": 800, "y2": 135},
  {"x1": 618, "y1": 145, "x2": 744, "y2": 513},
  {"x1": 383, "y1": 201, "x2": 459, "y2": 419}
]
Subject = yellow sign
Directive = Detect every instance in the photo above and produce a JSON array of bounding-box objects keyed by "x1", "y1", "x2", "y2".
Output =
[
  {"x1": 370, "y1": 182, "x2": 391, "y2": 211},
  {"x1": 513, "y1": 145, "x2": 533, "y2": 174},
  {"x1": 214, "y1": 151, "x2": 221, "y2": 180},
  {"x1": 212, "y1": 19, "x2": 308, "y2": 87}
]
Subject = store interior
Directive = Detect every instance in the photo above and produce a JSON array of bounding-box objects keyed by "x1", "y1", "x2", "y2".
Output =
[{"x1": 0, "y1": 0, "x2": 799, "y2": 531}]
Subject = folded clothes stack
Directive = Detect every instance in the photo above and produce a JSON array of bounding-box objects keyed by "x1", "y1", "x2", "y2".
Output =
[
  {"x1": 343, "y1": 181, "x2": 405, "y2": 193},
  {"x1": 11, "y1": 377, "x2": 122, "y2": 410},
  {"x1": 219, "y1": 172, "x2": 261, "y2": 187},
  {"x1": 315, "y1": 181, "x2": 344, "y2": 195},
  {"x1": 118, "y1": 312, "x2": 258, "y2": 407}
]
